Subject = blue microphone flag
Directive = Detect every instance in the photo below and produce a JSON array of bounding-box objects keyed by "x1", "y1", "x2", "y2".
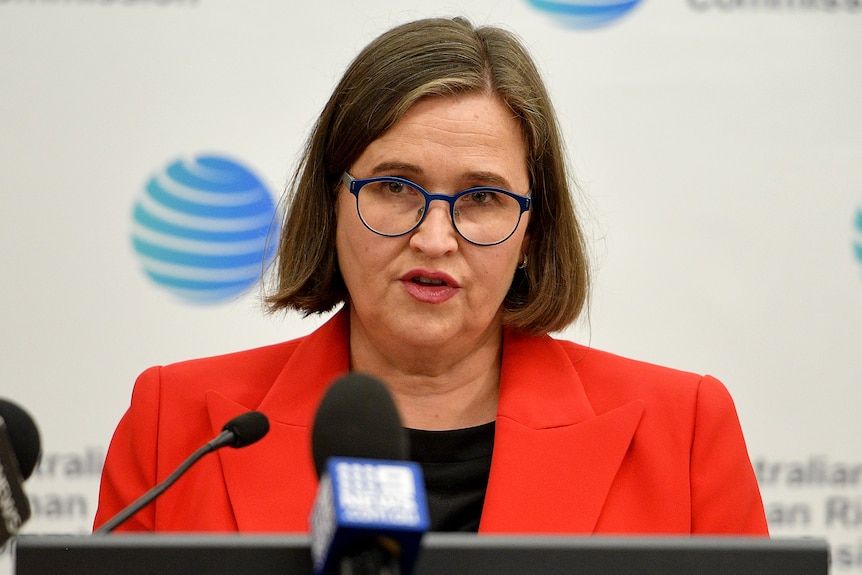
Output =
[{"x1": 310, "y1": 457, "x2": 430, "y2": 575}]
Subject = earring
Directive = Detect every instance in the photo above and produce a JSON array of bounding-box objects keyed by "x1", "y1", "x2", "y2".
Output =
[{"x1": 517, "y1": 253, "x2": 528, "y2": 270}]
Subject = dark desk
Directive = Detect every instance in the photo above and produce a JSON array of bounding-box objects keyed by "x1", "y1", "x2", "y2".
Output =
[{"x1": 14, "y1": 533, "x2": 829, "y2": 575}]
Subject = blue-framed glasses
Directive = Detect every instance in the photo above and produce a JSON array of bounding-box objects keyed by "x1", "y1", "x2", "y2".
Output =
[{"x1": 342, "y1": 172, "x2": 531, "y2": 246}]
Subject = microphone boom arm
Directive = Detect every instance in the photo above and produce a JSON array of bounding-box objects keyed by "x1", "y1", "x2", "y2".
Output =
[{"x1": 94, "y1": 429, "x2": 235, "y2": 534}]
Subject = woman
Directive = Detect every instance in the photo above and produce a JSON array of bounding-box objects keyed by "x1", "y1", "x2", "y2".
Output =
[{"x1": 94, "y1": 16, "x2": 768, "y2": 534}]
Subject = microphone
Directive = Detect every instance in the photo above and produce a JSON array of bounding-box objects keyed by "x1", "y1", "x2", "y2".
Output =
[
  {"x1": 94, "y1": 410, "x2": 269, "y2": 534},
  {"x1": 0, "y1": 399, "x2": 41, "y2": 550},
  {"x1": 309, "y1": 373, "x2": 429, "y2": 575}
]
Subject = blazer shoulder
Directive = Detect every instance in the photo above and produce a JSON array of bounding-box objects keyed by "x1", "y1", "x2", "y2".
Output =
[
  {"x1": 164, "y1": 338, "x2": 304, "y2": 378},
  {"x1": 134, "y1": 336, "x2": 308, "y2": 409},
  {"x1": 552, "y1": 339, "x2": 716, "y2": 412},
  {"x1": 556, "y1": 339, "x2": 702, "y2": 380}
]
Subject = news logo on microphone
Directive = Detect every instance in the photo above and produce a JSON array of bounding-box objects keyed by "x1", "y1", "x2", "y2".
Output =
[{"x1": 310, "y1": 457, "x2": 430, "y2": 575}]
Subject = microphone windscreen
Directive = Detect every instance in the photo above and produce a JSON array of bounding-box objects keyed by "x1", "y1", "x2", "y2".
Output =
[
  {"x1": 311, "y1": 372, "x2": 408, "y2": 479},
  {"x1": 0, "y1": 399, "x2": 41, "y2": 480},
  {"x1": 222, "y1": 411, "x2": 270, "y2": 448}
]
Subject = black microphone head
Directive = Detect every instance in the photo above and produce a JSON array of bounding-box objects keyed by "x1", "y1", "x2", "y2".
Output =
[
  {"x1": 222, "y1": 411, "x2": 270, "y2": 448},
  {"x1": 0, "y1": 398, "x2": 41, "y2": 480},
  {"x1": 311, "y1": 372, "x2": 409, "y2": 479}
]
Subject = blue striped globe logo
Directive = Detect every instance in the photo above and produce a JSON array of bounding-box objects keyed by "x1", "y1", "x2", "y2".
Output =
[
  {"x1": 855, "y1": 203, "x2": 862, "y2": 276},
  {"x1": 131, "y1": 154, "x2": 279, "y2": 303},
  {"x1": 526, "y1": 0, "x2": 644, "y2": 29}
]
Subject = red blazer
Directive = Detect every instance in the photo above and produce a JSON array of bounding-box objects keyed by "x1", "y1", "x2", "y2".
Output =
[{"x1": 93, "y1": 311, "x2": 768, "y2": 534}]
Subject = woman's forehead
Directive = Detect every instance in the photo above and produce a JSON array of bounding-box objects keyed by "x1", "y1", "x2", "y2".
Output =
[{"x1": 352, "y1": 93, "x2": 529, "y2": 190}]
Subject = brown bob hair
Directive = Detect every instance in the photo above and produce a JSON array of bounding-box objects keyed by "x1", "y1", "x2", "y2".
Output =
[{"x1": 266, "y1": 16, "x2": 589, "y2": 336}]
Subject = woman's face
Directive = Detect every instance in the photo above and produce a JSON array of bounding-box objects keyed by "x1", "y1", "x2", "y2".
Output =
[{"x1": 335, "y1": 92, "x2": 531, "y2": 357}]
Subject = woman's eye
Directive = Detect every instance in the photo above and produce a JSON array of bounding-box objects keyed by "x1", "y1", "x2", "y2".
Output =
[
  {"x1": 469, "y1": 191, "x2": 490, "y2": 204},
  {"x1": 386, "y1": 181, "x2": 404, "y2": 193}
]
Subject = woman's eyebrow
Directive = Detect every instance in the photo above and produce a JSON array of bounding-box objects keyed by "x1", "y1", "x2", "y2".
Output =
[
  {"x1": 369, "y1": 161, "x2": 423, "y2": 176},
  {"x1": 461, "y1": 170, "x2": 513, "y2": 190},
  {"x1": 368, "y1": 164, "x2": 514, "y2": 190}
]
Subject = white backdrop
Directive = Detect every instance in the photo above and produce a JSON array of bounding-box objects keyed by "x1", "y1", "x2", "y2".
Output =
[{"x1": 1, "y1": 0, "x2": 861, "y2": 571}]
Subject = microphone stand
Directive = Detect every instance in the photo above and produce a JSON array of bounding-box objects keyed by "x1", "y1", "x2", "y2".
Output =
[{"x1": 94, "y1": 430, "x2": 233, "y2": 534}]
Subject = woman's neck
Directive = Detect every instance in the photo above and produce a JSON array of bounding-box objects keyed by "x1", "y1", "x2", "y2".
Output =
[{"x1": 348, "y1": 320, "x2": 503, "y2": 431}]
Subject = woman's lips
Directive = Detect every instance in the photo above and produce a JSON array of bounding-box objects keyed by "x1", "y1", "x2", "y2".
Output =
[{"x1": 400, "y1": 269, "x2": 460, "y2": 303}]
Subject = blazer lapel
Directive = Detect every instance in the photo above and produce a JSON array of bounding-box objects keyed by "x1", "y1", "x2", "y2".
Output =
[
  {"x1": 480, "y1": 332, "x2": 644, "y2": 533},
  {"x1": 206, "y1": 311, "x2": 350, "y2": 532}
]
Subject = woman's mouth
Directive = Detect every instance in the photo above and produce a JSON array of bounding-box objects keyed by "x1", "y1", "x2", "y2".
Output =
[
  {"x1": 412, "y1": 276, "x2": 446, "y2": 286},
  {"x1": 401, "y1": 270, "x2": 460, "y2": 303}
]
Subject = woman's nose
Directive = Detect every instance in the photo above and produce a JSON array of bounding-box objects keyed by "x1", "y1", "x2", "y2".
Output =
[{"x1": 409, "y1": 200, "x2": 459, "y2": 256}]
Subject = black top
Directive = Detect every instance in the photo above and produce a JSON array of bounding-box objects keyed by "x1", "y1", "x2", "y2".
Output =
[{"x1": 406, "y1": 422, "x2": 495, "y2": 532}]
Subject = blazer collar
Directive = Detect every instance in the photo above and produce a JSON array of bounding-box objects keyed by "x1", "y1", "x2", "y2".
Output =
[
  {"x1": 479, "y1": 330, "x2": 644, "y2": 533},
  {"x1": 206, "y1": 311, "x2": 350, "y2": 532}
]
